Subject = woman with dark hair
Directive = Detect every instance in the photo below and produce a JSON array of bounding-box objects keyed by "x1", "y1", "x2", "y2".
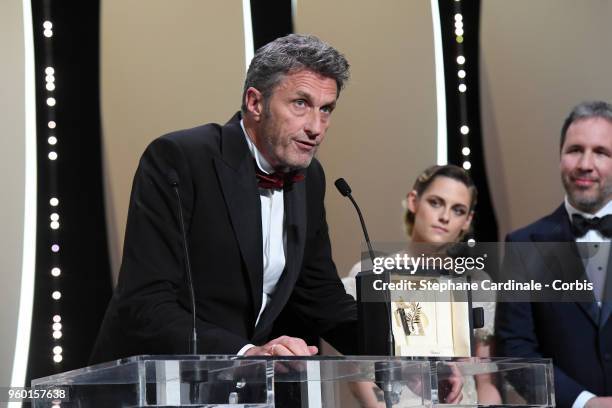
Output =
[
  {"x1": 343, "y1": 164, "x2": 500, "y2": 407},
  {"x1": 403, "y1": 164, "x2": 476, "y2": 243},
  {"x1": 344, "y1": 164, "x2": 477, "y2": 296}
]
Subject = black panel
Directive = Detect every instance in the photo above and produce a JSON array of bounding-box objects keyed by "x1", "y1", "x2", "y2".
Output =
[
  {"x1": 438, "y1": 0, "x2": 498, "y2": 242},
  {"x1": 250, "y1": 0, "x2": 294, "y2": 50},
  {"x1": 28, "y1": 0, "x2": 112, "y2": 383}
]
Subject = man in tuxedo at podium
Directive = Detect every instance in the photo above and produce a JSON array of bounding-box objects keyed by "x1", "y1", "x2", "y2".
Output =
[
  {"x1": 91, "y1": 34, "x2": 357, "y2": 364},
  {"x1": 496, "y1": 101, "x2": 612, "y2": 408}
]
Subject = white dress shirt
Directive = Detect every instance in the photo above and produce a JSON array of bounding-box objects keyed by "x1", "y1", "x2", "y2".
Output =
[
  {"x1": 565, "y1": 197, "x2": 612, "y2": 408},
  {"x1": 237, "y1": 120, "x2": 286, "y2": 355},
  {"x1": 565, "y1": 197, "x2": 612, "y2": 304}
]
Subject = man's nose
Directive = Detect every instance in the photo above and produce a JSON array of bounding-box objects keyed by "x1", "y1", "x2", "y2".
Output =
[
  {"x1": 577, "y1": 151, "x2": 594, "y2": 170},
  {"x1": 304, "y1": 111, "x2": 323, "y2": 138}
]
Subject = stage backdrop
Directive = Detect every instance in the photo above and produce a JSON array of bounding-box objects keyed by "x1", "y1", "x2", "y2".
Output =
[
  {"x1": 100, "y1": 0, "x2": 247, "y2": 281},
  {"x1": 294, "y1": 0, "x2": 438, "y2": 275},
  {"x1": 481, "y1": 0, "x2": 612, "y2": 237},
  {"x1": 100, "y1": 0, "x2": 439, "y2": 279}
]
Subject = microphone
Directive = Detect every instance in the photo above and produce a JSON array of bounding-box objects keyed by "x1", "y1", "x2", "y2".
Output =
[
  {"x1": 335, "y1": 178, "x2": 396, "y2": 408},
  {"x1": 334, "y1": 178, "x2": 390, "y2": 342},
  {"x1": 168, "y1": 169, "x2": 198, "y2": 355},
  {"x1": 333, "y1": 177, "x2": 351, "y2": 196},
  {"x1": 334, "y1": 178, "x2": 376, "y2": 263}
]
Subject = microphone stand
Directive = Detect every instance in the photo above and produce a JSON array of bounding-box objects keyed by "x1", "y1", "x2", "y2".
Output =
[{"x1": 334, "y1": 178, "x2": 396, "y2": 407}]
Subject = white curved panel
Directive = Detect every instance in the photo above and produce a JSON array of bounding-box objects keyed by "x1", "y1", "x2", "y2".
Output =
[
  {"x1": 430, "y1": 0, "x2": 447, "y2": 165},
  {"x1": 1, "y1": 0, "x2": 37, "y2": 405},
  {"x1": 242, "y1": 0, "x2": 254, "y2": 69}
]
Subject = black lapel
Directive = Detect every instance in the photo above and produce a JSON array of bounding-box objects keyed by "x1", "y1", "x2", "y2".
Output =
[
  {"x1": 531, "y1": 205, "x2": 599, "y2": 325},
  {"x1": 255, "y1": 175, "x2": 307, "y2": 331},
  {"x1": 214, "y1": 113, "x2": 263, "y2": 323}
]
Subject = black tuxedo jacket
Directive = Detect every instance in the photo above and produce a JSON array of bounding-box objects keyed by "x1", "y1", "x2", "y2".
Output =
[
  {"x1": 496, "y1": 204, "x2": 612, "y2": 407},
  {"x1": 90, "y1": 113, "x2": 357, "y2": 363}
]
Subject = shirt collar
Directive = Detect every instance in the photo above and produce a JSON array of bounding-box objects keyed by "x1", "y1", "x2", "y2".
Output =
[
  {"x1": 565, "y1": 196, "x2": 612, "y2": 220},
  {"x1": 240, "y1": 119, "x2": 274, "y2": 175}
]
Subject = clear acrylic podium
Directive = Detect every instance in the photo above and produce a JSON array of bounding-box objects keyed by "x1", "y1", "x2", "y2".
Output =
[{"x1": 32, "y1": 355, "x2": 554, "y2": 407}]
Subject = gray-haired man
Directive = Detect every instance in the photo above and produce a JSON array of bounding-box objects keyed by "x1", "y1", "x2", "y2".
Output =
[{"x1": 91, "y1": 34, "x2": 357, "y2": 362}]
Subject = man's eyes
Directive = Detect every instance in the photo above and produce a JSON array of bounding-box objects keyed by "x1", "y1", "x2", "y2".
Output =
[
  {"x1": 292, "y1": 100, "x2": 334, "y2": 114},
  {"x1": 564, "y1": 147, "x2": 612, "y2": 157}
]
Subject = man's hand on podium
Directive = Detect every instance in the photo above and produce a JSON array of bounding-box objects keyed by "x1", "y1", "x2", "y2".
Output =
[
  {"x1": 440, "y1": 363, "x2": 464, "y2": 404},
  {"x1": 245, "y1": 335, "x2": 319, "y2": 356}
]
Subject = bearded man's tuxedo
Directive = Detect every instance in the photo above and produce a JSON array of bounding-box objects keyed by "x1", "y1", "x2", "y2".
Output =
[
  {"x1": 495, "y1": 204, "x2": 612, "y2": 408},
  {"x1": 90, "y1": 113, "x2": 356, "y2": 363}
]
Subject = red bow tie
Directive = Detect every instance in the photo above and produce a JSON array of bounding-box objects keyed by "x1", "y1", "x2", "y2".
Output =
[{"x1": 255, "y1": 167, "x2": 305, "y2": 189}]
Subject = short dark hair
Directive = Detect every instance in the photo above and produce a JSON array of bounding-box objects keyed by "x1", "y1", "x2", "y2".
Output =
[
  {"x1": 560, "y1": 100, "x2": 612, "y2": 150},
  {"x1": 404, "y1": 165, "x2": 477, "y2": 238},
  {"x1": 241, "y1": 34, "x2": 350, "y2": 113}
]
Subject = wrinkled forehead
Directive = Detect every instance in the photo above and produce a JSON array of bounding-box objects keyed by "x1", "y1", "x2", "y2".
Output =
[{"x1": 271, "y1": 69, "x2": 339, "y2": 97}]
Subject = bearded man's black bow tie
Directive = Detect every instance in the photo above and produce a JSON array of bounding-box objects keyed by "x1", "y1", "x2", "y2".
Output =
[
  {"x1": 571, "y1": 213, "x2": 612, "y2": 238},
  {"x1": 255, "y1": 167, "x2": 305, "y2": 190}
]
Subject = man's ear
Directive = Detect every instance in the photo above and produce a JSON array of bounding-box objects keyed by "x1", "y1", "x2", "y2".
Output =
[{"x1": 244, "y1": 87, "x2": 264, "y2": 122}]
